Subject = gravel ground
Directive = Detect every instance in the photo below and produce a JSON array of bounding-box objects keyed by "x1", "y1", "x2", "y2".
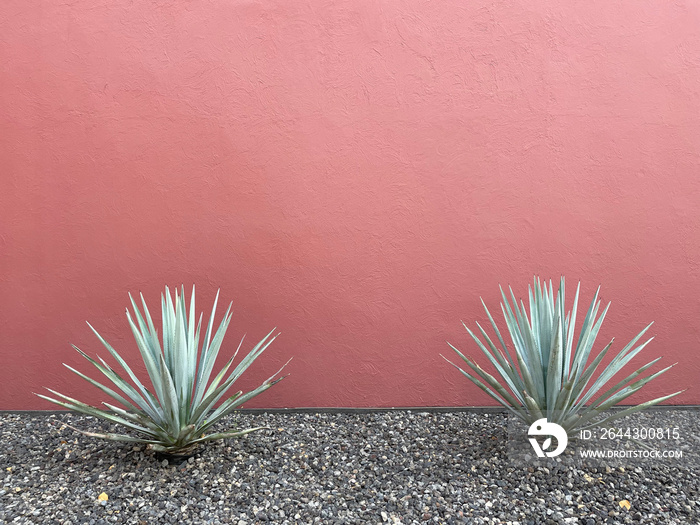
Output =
[{"x1": 1, "y1": 410, "x2": 698, "y2": 525}]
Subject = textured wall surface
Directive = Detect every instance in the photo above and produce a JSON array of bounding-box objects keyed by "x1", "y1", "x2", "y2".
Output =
[{"x1": 2, "y1": 1, "x2": 699, "y2": 409}]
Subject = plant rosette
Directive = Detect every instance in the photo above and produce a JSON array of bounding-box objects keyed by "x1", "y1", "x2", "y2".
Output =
[
  {"x1": 37, "y1": 285, "x2": 290, "y2": 456},
  {"x1": 445, "y1": 277, "x2": 683, "y2": 434}
]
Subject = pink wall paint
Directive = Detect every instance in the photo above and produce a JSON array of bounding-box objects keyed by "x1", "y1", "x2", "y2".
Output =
[{"x1": 2, "y1": 1, "x2": 699, "y2": 410}]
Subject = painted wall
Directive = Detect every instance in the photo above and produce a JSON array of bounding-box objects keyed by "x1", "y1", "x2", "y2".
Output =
[{"x1": 2, "y1": 1, "x2": 699, "y2": 410}]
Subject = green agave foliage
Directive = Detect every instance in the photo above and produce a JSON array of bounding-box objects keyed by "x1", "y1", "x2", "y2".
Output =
[
  {"x1": 445, "y1": 277, "x2": 683, "y2": 434},
  {"x1": 37, "y1": 286, "x2": 290, "y2": 454}
]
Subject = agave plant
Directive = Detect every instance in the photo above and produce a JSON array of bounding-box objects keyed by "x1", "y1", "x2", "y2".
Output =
[
  {"x1": 445, "y1": 277, "x2": 682, "y2": 434},
  {"x1": 36, "y1": 286, "x2": 290, "y2": 455}
]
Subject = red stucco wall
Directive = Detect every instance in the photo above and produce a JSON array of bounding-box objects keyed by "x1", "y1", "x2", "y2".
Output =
[{"x1": 2, "y1": 1, "x2": 699, "y2": 409}]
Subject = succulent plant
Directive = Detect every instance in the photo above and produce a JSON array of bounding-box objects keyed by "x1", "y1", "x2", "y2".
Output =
[
  {"x1": 37, "y1": 285, "x2": 289, "y2": 455},
  {"x1": 445, "y1": 277, "x2": 683, "y2": 433}
]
